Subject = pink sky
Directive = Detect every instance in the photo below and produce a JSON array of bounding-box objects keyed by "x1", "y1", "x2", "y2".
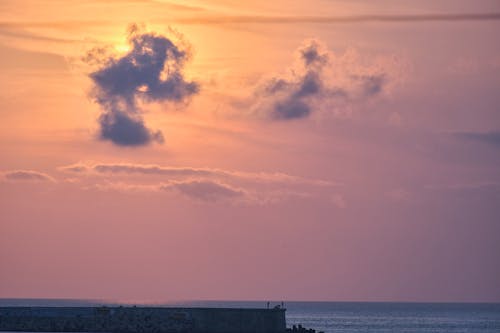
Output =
[{"x1": 0, "y1": 0, "x2": 499, "y2": 302}]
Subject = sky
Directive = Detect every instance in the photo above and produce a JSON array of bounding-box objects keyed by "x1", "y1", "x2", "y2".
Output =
[{"x1": 0, "y1": 0, "x2": 499, "y2": 303}]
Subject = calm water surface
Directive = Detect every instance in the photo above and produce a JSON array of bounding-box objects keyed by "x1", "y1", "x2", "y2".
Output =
[
  {"x1": 284, "y1": 302, "x2": 500, "y2": 333},
  {"x1": 2, "y1": 299, "x2": 499, "y2": 333}
]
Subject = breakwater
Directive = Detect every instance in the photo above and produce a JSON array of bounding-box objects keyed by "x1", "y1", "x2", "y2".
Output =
[{"x1": 0, "y1": 306, "x2": 286, "y2": 333}]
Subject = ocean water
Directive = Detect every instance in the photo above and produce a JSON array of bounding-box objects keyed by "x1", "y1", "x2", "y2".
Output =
[
  {"x1": 283, "y1": 302, "x2": 500, "y2": 333},
  {"x1": 1, "y1": 299, "x2": 500, "y2": 333}
]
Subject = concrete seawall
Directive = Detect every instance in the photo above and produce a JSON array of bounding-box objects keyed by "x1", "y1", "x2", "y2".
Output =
[{"x1": 0, "y1": 306, "x2": 286, "y2": 333}]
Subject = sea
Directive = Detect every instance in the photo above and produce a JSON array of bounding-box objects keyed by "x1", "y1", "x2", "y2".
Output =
[{"x1": 1, "y1": 299, "x2": 500, "y2": 333}]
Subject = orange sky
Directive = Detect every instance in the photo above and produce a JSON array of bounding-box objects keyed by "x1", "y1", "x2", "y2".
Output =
[{"x1": 1, "y1": 0, "x2": 500, "y2": 302}]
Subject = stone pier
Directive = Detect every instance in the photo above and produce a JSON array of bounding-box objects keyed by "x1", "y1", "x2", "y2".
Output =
[{"x1": 0, "y1": 306, "x2": 286, "y2": 333}]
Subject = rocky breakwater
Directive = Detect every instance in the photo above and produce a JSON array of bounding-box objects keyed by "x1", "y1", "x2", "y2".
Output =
[{"x1": 287, "y1": 324, "x2": 324, "y2": 333}]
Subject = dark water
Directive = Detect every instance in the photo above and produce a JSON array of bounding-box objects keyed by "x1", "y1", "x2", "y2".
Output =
[{"x1": 1, "y1": 299, "x2": 499, "y2": 333}]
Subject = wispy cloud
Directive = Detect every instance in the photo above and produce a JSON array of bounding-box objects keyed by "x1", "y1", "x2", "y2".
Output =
[
  {"x1": 174, "y1": 13, "x2": 500, "y2": 25},
  {"x1": 59, "y1": 162, "x2": 334, "y2": 186},
  {"x1": 455, "y1": 131, "x2": 500, "y2": 148},
  {"x1": 425, "y1": 182, "x2": 500, "y2": 191},
  {"x1": 2, "y1": 12, "x2": 496, "y2": 31},
  {"x1": 58, "y1": 161, "x2": 336, "y2": 204},
  {"x1": 0, "y1": 27, "x2": 81, "y2": 43},
  {"x1": 81, "y1": 178, "x2": 313, "y2": 204},
  {"x1": 160, "y1": 179, "x2": 245, "y2": 202},
  {"x1": 2, "y1": 170, "x2": 55, "y2": 182}
]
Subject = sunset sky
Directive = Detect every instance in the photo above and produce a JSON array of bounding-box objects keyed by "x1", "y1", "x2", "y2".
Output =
[{"x1": 1, "y1": 0, "x2": 499, "y2": 303}]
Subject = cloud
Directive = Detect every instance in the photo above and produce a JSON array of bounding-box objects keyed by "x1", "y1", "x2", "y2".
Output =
[
  {"x1": 59, "y1": 165, "x2": 88, "y2": 173},
  {"x1": 86, "y1": 24, "x2": 199, "y2": 146},
  {"x1": 425, "y1": 182, "x2": 500, "y2": 191},
  {"x1": 59, "y1": 162, "x2": 334, "y2": 186},
  {"x1": 82, "y1": 181, "x2": 159, "y2": 193},
  {"x1": 161, "y1": 180, "x2": 245, "y2": 202},
  {"x1": 356, "y1": 74, "x2": 386, "y2": 96},
  {"x1": 98, "y1": 111, "x2": 164, "y2": 146},
  {"x1": 58, "y1": 162, "x2": 341, "y2": 204},
  {"x1": 58, "y1": 162, "x2": 338, "y2": 204},
  {"x1": 78, "y1": 179, "x2": 311, "y2": 204},
  {"x1": 2, "y1": 170, "x2": 55, "y2": 182},
  {"x1": 252, "y1": 39, "x2": 387, "y2": 120},
  {"x1": 455, "y1": 131, "x2": 500, "y2": 147},
  {"x1": 300, "y1": 40, "x2": 329, "y2": 66},
  {"x1": 174, "y1": 13, "x2": 500, "y2": 25},
  {"x1": 0, "y1": 27, "x2": 80, "y2": 43}
]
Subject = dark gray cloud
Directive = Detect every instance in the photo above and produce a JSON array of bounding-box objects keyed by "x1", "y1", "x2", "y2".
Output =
[
  {"x1": 273, "y1": 99, "x2": 311, "y2": 119},
  {"x1": 256, "y1": 40, "x2": 329, "y2": 120},
  {"x1": 357, "y1": 74, "x2": 386, "y2": 96},
  {"x1": 2, "y1": 170, "x2": 55, "y2": 182},
  {"x1": 299, "y1": 41, "x2": 328, "y2": 66},
  {"x1": 87, "y1": 25, "x2": 199, "y2": 146},
  {"x1": 455, "y1": 131, "x2": 500, "y2": 147},
  {"x1": 98, "y1": 111, "x2": 164, "y2": 146},
  {"x1": 255, "y1": 40, "x2": 385, "y2": 120},
  {"x1": 160, "y1": 180, "x2": 245, "y2": 202}
]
